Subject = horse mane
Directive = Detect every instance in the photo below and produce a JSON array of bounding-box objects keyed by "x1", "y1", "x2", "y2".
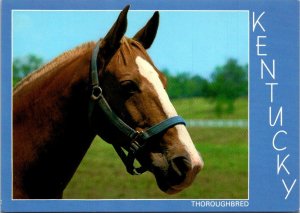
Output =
[
  {"x1": 13, "y1": 38, "x2": 147, "y2": 94},
  {"x1": 13, "y1": 42, "x2": 96, "y2": 94}
]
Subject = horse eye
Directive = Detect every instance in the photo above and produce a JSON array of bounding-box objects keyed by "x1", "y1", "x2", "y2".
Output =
[{"x1": 120, "y1": 80, "x2": 139, "y2": 94}]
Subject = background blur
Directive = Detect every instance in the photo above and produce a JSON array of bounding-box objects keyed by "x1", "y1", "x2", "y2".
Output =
[{"x1": 13, "y1": 10, "x2": 248, "y2": 199}]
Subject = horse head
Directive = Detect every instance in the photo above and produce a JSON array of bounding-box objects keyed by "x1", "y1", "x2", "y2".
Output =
[{"x1": 91, "y1": 6, "x2": 204, "y2": 194}]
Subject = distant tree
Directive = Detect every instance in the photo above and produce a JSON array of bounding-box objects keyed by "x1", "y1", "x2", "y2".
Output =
[
  {"x1": 189, "y1": 75, "x2": 210, "y2": 97},
  {"x1": 208, "y1": 58, "x2": 248, "y2": 116},
  {"x1": 162, "y1": 70, "x2": 209, "y2": 99},
  {"x1": 13, "y1": 55, "x2": 44, "y2": 86}
]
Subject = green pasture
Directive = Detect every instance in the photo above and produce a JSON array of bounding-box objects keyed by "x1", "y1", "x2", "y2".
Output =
[
  {"x1": 172, "y1": 97, "x2": 248, "y2": 119},
  {"x1": 63, "y1": 98, "x2": 248, "y2": 199}
]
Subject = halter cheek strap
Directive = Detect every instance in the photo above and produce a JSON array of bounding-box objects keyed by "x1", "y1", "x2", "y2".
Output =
[{"x1": 89, "y1": 41, "x2": 186, "y2": 175}]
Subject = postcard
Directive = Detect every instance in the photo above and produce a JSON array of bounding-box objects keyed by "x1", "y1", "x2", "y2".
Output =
[{"x1": 1, "y1": 0, "x2": 299, "y2": 212}]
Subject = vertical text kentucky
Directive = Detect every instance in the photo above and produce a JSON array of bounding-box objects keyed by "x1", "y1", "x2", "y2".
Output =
[{"x1": 253, "y1": 11, "x2": 297, "y2": 200}]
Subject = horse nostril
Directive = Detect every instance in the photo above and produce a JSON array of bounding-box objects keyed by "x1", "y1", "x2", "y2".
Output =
[{"x1": 170, "y1": 156, "x2": 191, "y2": 177}]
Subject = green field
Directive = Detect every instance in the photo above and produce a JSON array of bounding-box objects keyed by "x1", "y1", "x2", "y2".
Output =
[
  {"x1": 172, "y1": 97, "x2": 248, "y2": 119},
  {"x1": 63, "y1": 98, "x2": 248, "y2": 199}
]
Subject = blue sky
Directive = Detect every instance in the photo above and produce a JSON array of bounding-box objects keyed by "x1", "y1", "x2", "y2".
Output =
[{"x1": 13, "y1": 10, "x2": 248, "y2": 78}]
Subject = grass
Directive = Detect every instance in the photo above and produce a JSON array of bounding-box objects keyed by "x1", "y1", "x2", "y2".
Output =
[
  {"x1": 63, "y1": 97, "x2": 248, "y2": 199},
  {"x1": 173, "y1": 97, "x2": 248, "y2": 119}
]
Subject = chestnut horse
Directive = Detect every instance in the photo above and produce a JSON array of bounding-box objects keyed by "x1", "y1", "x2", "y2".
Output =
[{"x1": 13, "y1": 6, "x2": 204, "y2": 199}]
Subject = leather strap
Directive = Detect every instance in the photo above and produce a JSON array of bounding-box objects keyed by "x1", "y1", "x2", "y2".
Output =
[{"x1": 140, "y1": 116, "x2": 186, "y2": 140}]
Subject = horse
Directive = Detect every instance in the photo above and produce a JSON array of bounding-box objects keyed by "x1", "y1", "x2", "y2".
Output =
[{"x1": 13, "y1": 5, "x2": 204, "y2": 199}]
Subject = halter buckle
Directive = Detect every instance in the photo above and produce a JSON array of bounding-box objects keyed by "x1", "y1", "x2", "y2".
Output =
[
  {"x1": 129, "y1": 131, "x2": 144, "y2": 154},
  {"x1": 91, "y1": 86, "x2": 102, "y2": 100},
  {"x1": 129, "y1": 141, "x2": 141, "y2": 154}
]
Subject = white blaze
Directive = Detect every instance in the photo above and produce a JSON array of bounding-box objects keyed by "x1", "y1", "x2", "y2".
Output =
[{"x1": 135, "y1": 56, "x2": 203, "y2": 167}]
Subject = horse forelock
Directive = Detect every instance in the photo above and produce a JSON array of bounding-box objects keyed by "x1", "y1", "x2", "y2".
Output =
[
  {"x1": 115, "y1": 37, "x2": 150, "y2": 67},
  {"x1": 13, "y1": 42, "x2": 95, "y2": 94}
]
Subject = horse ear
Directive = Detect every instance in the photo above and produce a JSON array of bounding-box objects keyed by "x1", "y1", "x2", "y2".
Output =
[
  {"x1": 100, "y1": 5, "x2": 129, "y2": 57},
  {"x1": 133, "y1": 11, "x2": 159, "y2": 49}
]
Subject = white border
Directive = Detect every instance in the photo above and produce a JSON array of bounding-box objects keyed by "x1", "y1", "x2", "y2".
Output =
[{"x1": 10, "y1": 9, "x2": 250, "y2": 203}]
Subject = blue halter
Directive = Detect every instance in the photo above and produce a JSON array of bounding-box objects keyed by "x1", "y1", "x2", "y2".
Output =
[{"x1": 89, "y1": 41, "x2": 186, "y2": 175}]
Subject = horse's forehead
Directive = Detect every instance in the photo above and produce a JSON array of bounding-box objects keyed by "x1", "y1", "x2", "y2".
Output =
[{"x1": 107, "y1": 41, "x2": 152, "y2": 77}]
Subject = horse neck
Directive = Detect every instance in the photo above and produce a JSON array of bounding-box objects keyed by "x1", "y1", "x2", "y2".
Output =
[{"x1": 13, "y1": 47, "x2": 97, "y2": 198}]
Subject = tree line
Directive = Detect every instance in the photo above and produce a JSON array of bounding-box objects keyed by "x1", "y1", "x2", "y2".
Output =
[
  {"x1": 163, "y1": 59, "x2": 247, "y2": 99},
  {"x1": 163, "y1": 58, "x2": 248, "y2": 115},
  {"x1": 13, "y1": 56, "x2": 248, "y2": 116}
]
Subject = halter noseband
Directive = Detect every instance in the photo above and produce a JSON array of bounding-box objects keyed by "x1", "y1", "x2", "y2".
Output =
[{"x1": 89, "y1": 41, "x2": 186, "y2": 175}]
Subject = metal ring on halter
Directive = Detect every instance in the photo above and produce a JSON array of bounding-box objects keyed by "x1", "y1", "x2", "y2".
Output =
[{"x1": 91, "y1": 86, "x2": 102, "y2": 100}]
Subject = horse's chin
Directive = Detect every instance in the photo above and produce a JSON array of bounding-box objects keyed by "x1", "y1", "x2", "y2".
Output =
[
  {"x1": 155, "y1": 177, "x2": 185, "y2": 194},
  {"x1": 150, "y1": 169, "x2": 186, "y2": 195},
  {"x1": 164, "y1": 187, "x2": 183, "y2": 194},
  {"x1": 151, "y1": 162, "x2": 201, "y2": 195}
]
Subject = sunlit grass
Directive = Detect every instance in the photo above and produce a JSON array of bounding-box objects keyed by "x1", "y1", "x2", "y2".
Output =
[
  {"x1": 172, "y1": 97, "x2": 248, "y2": 119},
  {"x1": 64, "y1": 127, "x2": 248, "y2": 199}
]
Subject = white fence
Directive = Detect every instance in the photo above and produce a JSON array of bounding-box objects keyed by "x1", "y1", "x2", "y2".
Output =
[{"x1": 186, "y1": 119, "x2": 248, "y2": 128}]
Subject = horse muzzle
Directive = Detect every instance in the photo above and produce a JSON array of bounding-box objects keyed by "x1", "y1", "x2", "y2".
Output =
[{"x1": 150, "y1": 153, "x2": 204, "y2": 194}]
